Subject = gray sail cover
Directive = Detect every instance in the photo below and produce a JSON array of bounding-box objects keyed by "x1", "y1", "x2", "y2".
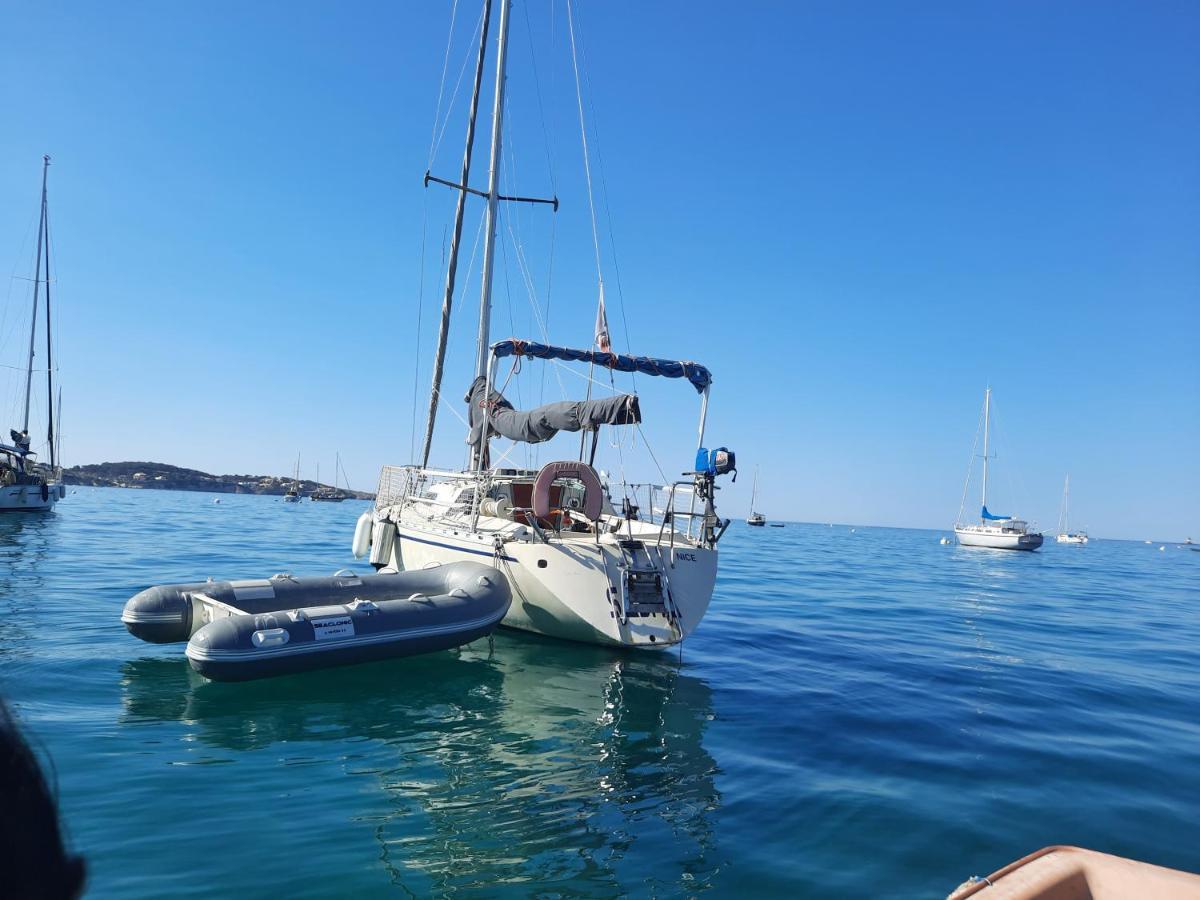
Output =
[{"x1": 466, "y1": 376, "x2": 641, "y2": 445}]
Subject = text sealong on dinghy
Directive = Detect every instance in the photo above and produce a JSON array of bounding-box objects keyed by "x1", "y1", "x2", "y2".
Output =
[
  {"x1": 122, "y1": 562, "x2": 510, "y2": 681},
  {"x1": 353, "y1": 0, "x2": 737, "y2": 649}
]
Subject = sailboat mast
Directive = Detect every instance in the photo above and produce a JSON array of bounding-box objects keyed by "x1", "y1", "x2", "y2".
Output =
[
  {"x1": 43, "y1": 156, "x2": 56, "y2": 469},
  {"x1": 981, "y1": 387, "x2": 991, "y2": 519},
  {"x1": 54, "y1": 387, "x2": 63, "y2": 465},
  {"x1": 472, "y1": 0, "x2": 513, "y2": 384},
  {"x1": 751, "y1": 466, "x2": 759, "y2": 511},
  {"x1": 419, "y1": 0, "x2": 494, "y2": 469},
  {"x1": 22, "y1": 156, "x2": 50, "y2": 436},
  {"x1": 1063, "y1": 474, "x2": 1070, "y2": 532}
]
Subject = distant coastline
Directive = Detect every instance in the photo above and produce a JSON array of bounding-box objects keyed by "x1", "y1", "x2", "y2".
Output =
[{"x1": 62, "y1": 461, "x2": 373, "y2": 500}]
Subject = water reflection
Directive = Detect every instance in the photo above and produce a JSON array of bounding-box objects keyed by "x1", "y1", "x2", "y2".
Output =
[
  {"x1": 120, "y1": 633, "x2": 722, "y2": 894},
  {"x1": 0, "y1": 513, "x2": 58, "y2": 662}
]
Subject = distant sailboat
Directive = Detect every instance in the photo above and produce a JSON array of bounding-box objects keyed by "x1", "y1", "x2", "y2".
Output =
[
  {"x1": 2, "y1": 156, "x2": 65, "y2": 512},
  {"x1": 283, "y1": 454, "x2": 301, "y2": 502},
  {"x1": 311, "y1": 453, "x2": 348, "y2": 502},
  {"x1": 747, "y1": 466, "x2": 766, "y2": 526},
  {"x1": 954, "y1": 388, "x2": 1043, "y2": 551},
  {"x1": 1055, "y1": 474, "x2": 1088, "y2": 544}
]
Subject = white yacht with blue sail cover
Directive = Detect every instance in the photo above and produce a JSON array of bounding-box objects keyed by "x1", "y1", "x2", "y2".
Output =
[
  {"x1": 954, "y1": 388, "x2": 1043, "y2": 551},
  {"x1": 351, "y1": 0, "x2": 736, "y2": 648}
]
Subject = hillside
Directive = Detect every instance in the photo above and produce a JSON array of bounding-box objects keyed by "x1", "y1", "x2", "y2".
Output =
[{"x1": 62, "y1": 461, "x2": 373, "y2": 500}]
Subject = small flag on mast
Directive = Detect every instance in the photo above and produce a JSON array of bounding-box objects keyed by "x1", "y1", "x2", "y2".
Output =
[{"x1": 594, "y1": 282, "x2": 611, "y2": 353}]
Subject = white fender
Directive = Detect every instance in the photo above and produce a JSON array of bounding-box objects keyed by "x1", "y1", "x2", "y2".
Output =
[
  {"x1": 351, "y1": 511, "x2": 373, "y2": 559},
  {"x1": 369, "y1": 521, "x2": 397, "y2": 567}
]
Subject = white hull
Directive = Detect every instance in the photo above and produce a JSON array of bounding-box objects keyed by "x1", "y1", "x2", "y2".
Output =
[
  {"x1": 1056, "y1": 533, "x2": 1088, "y2": 544},
  {"x1": 0, "y1": 482, "x2": 61, "y2": 511},
  {"x1": 387, "y1": 516, "x2": 716, "y2": 648},
  {"x1": 955, "y1": 524, "x2": 1043, "y2": 551}
]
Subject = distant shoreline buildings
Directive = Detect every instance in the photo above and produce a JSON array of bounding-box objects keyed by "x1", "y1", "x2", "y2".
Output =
[{"x1": 62, "y1": 461, "x2": 373, "y2": 499}]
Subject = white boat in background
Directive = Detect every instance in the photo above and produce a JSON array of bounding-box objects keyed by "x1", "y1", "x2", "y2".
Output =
[
  {"x1": 283, "y1": 454, "x2": 301, "y2": 502},
  {"x1": 351, "y1": 0, "x2": 735, "y2": 648},
  {"x1": 311, "y1": 453, "x2": 349, "y2": 502},
  {"x1": 1, "y1": 156, "x2": 65, "y2": 513},
  {"x1": 1055, "y1": 474, "x2": 1088, "y2": 544},
  {"x1": 747, "y1": 467, "x2": 766, "y2": 526},
  {"x1": 953, "y1": 388, "x2": 1043, "y2": 551}
]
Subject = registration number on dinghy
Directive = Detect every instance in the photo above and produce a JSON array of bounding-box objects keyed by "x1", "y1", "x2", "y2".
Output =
[{"x1": 311, "y1": 615, "x2": 355, "y2": 641}]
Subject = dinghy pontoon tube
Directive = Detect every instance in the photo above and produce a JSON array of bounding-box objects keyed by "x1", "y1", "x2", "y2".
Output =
[{"x1": 121, "y1": 562, "x2": 511, "y2": 681}]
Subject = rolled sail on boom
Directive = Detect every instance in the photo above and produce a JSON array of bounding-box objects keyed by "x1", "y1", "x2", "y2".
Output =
[{"x1": 466, "y1": 375, "x2": 641, "y2": 446}]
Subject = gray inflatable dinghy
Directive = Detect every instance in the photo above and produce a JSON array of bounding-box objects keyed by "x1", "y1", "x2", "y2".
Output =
[{"x1": 122, "y1": 562, "x2": 511, "y2": 682}]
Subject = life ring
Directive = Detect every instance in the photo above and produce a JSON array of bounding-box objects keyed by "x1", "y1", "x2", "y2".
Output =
[{"x1": 532, "y1": 461, "x2": 603, "y2": 522}]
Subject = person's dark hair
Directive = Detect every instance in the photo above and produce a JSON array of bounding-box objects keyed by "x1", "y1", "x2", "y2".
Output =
[{"x1": 0, "y1": 698, "x2": 87, "y2": 899}]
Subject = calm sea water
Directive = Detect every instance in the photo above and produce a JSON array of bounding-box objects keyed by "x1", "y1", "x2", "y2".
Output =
[{"x1": 1, "y1": 488, "x2": 1197, "y2": 897}]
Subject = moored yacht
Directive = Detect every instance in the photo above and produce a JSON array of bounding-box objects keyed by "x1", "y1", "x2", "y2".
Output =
[
  {"x1": 1055, "y1": 474, "x2": 1088, "y2": 543},
  {"x1": 310, "y1": 452, "x2": 350, "y2": 502},
  {"x1": 953, "y1": 388, "x2": 1042, "y2": 551},
  {"x1": 283, "y1": 453, "x2": 301, "y2": 502},
  {"x1": 746, "y1": 466, "x2": 766, "y2": 526},
  {"x1": 351, "y1": 0, "x2": 735, "y2": 648},
  {"x1": 1, "y1": 156, "x2": 65, "y2": 513}
]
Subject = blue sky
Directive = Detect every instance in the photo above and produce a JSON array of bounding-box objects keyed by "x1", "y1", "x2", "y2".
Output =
[{"x1": 1, "y1": 1, "x2": 1196, "y2": 540}]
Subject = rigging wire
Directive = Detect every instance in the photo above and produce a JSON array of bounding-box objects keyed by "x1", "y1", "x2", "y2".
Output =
[
  {"x1": 426, "y1": 0, "x2": 459, "y2": 164},
  {"x1": 566, "y1": 0, "x2": 630, "y2": 475},
  {"x1": 565, "y1": 0, "x2": 605, "y2": 308},
  {"x1": 497, "y1": 224, "x2": 526, "y2": 467},
  {"x1": 956, "y1": 394, "x2": 986, "y2": 525},
  {"x1": 429, "y1": 2, "x2": 487, "y2": 167},
  {"x1": 411, "y1": 0, "x2": 463, "y2": 461},
  {"x1": 566, "y1": 0, "x2": 653, "y2": 488},
  {"x1": 430, "y1": 209, "x2": 490, "y2": 451},
  {"x1": 537, "y1": 0, "x2": 560, "y2": 413},
  {"x1": 522, "y1": 0, "x2": 557, "y2": 196},
  {"x1": 572, "y1": 0, "x2": 634, "y2": 364},
  {"x1": 635, "y1": 423, "x2": 670, "y2": 487},
  {"x1": 413, "y1": 0, "x2": 489, "y2": 462},
  {"x1": 990, "y1": 400, "x2": 1038, "y2": 526},
  {"x1": 409, "y1": 203, "x2": 430, "y2": 463},
  {"x1": 1, "y1": 207, "x2": 43, "y2": 425}
]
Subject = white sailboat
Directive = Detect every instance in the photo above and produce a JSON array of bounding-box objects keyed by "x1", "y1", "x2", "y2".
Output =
[
  {"x1": 283, "y1": 454, "x2": 301, "y2": 502},
  {"x1": 311, "y1": 452, "x2": 348, "y2": 502},
  {"x1": 1055, "y1": 474, "x2": 1088, "y2": 544},
  {"x1": 954, "y1": 388, "x2": 1043, "y2": 551},
  {"x1": 352, "y1": 0, "x2": 735, "y2": 648},
  {"x1": 2, "y1": 156, "x2": 65, "y2": 512},
  {"x1": 746, "y1": 467, "x2": 766, "y2": 526}
]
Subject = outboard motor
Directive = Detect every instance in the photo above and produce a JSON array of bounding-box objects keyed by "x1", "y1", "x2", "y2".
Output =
[{"x1": 693, "y1": 447, "x2": 736, "y2": 547}]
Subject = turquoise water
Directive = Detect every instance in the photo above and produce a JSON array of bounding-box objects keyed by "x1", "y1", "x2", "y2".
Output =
[{"x1": 2, "y1": 488, "x2": 1198, "y2": 897}]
